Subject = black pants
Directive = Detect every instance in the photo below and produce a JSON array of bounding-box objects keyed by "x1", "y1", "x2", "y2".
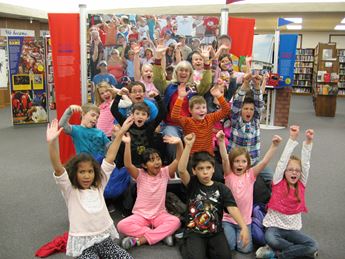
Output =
[
  {"x1": 180, "y1": 232, "x2": 232, "y2": 259},
  {"x1": 76, "y1": 237, "x2": 133, "y2": 259}
]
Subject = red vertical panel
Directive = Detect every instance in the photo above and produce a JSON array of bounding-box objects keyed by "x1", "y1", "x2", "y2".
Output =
[{"x1": 48, "y1": 13, "x2": 81, "y2": 163}]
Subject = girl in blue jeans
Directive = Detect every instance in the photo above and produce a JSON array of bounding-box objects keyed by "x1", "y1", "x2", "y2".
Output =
[{"x1": 256, "y1": 125, "x2": 318, "y2": 259}]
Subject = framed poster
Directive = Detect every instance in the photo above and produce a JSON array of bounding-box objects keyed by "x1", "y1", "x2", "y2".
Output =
[{"x1": 8, "y1": 36, "x2": 48, "y2": 125}]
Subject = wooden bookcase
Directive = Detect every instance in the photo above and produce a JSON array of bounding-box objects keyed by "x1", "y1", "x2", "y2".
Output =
[
  {"x1": 312, "y1": 43, "x2": 339, "y2": 117},
  {"x1": 293, "y1": 48, "x2": 314, "y2": 95},
  {"x1": 338, "y1": 49, "x2": 345, "y2": 97}
]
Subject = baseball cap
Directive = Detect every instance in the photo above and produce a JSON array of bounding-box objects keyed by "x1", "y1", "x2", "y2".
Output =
[{"x1": 98, "y1": 60, "x2": 107, "y2": 66}]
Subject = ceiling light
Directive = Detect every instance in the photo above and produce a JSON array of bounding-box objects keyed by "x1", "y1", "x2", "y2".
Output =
[
  {"x1": 335, "y1": 25, "x2": 345, "y2": 30},
  {"x1": 284, "y1": 17, "x2": 303, "y2": 24},
  {"x1": 286, "y1": 25, "x2": 302, "y2": 30},
  {"x1": 341, "y1": 18, "x2": 345, "y2": 24}
]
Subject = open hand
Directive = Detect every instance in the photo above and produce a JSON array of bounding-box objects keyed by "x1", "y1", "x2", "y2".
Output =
[
  {"x1": 178, "y1": 83, "x2": 189, "y2": 98},
  {"x1": 46, "y1": 119, "x2": 63, "y2": 143},
  {"x1": 239, "y1": 227, "x2": 250, "y2": 249},
  {"x1": 163, "y1": 135, "x2": 182, "y2": 145}
]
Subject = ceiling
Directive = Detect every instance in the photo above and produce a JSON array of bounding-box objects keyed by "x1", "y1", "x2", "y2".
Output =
[{"x1": 0, "y1": 1, "x2": 344, "y2": 32}]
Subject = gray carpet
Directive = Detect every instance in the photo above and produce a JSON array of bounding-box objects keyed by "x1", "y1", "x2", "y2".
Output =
[{"x1": 0, "y1": 95, "x2": 344, "y2": 259}]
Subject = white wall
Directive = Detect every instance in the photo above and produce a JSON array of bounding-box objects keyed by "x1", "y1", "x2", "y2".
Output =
[{"x1": 257, "y1": 31, "x2": 345, "y2": 49}]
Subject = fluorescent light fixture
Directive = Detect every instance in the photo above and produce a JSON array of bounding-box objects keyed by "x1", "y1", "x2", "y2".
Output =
[
  {"x1": 335, "y1": 25, "x2": 345, "y2": 30},
  {"x1": 286, "y1": 25, "x2": 302, "y2": 30},
  {"x1": 341, "y1": 18, "x2": 345, "y2": 24},
  {"x1": 284, "y1": 17, "x2": 303, "y2": 24}
]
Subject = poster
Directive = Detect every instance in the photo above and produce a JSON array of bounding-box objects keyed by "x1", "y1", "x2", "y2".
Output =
[
  {"x1": 8, "y1": 36, "x2": 48, "y2": 125},
  {"x1": 0, "y1": 36, "x2": 7, "y2": 88},
  {"x1": 278, "y1": 34, "x2": 298, "y2": 88},
  {"x1": 253, "y1": 34, "x2": 274, "y2": 63}
]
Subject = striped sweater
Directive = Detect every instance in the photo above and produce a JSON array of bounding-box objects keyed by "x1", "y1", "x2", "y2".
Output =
[{"x1": 171, "y1": 95, "x2": 230, "y2": 155}]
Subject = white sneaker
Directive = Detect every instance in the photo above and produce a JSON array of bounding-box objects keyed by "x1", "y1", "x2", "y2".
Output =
[
  {"x1": 163, "y1": 235, "x2": 174, "y2": 246},
  {"x1": 256, "y1": 245, "x2": 275, "y2": 258}
]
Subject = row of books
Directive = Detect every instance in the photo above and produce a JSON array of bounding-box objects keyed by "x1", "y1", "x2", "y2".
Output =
[
  {"x1": 296, "y1": 55, "x2": 314, "y2": 62},
  {"x1": 296, "y1": 49, "x2": 314, "y2": 55},
  {"x1": 294, "y1": 61, "x2": 313, "y2": 68},
  {"x1": 295, "y1": 67, "x2": 312, "y2": 74},
  {"x1": 294, "y1": 80, "x2": 312, "y2": 87}
]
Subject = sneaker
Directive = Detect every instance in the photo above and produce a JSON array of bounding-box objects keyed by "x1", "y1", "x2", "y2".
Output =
[
  {"x1": 121, "y1": 237, "x2": 137, "y2": 250},
  {"x1": 256, "y1": 245, "x2": 276, "y2": 258},
  {"x1": 163, "y1": 235, "x2": 174, "y2": 246}
]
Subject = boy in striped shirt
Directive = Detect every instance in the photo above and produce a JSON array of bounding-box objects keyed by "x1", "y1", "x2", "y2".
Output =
[{"x1": 171, "y1": 81, "x2": 230, "y2": 157}]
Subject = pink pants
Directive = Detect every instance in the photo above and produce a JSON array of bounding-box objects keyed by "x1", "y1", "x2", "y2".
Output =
[{"x1": 117, "y1": 212, "x2": 181, "y2": 245}]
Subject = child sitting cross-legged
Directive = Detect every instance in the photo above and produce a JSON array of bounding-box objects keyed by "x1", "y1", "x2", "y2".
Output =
[
  {"x1": 117, "y1": 130, "x2": 183, "y2": 250},
  {"x1": 177, "y1": 133, "x2": 249, "y2": 259},
  {"x1": 47, "y1": 118, "x2": 134, "y2": 259},
  {"x1": 217, "y1": 130, "x2": 282, "y2": 253}
]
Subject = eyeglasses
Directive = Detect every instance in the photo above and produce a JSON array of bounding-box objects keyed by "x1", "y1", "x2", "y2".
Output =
[{"x1": 286, "y1": 168, "x2": 301, "y2": 173}]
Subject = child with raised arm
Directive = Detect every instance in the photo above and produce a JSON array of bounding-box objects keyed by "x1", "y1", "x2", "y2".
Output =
[
  {"x1": 47, "y1": 118, "x2": 133, "y2": 259},
  {"x1": 177, "y1": 133, "x2": 249, "y2": 259},
  {"x1": 228, "y1": 72, "x2": 274, "y2": 183},
  {"x1": 59, "y1": 103, "x2": 110, "y2": 158},
  {"x1": 217, "y1": 130, "x2": 282, "y2": 253},
  {"x1": 117, "y1": 133, "x2": 183, "y2": 250},
  {"x1": 171, "y1": 82, "x2": 230, "y2": 156},
  {"x1": 256, "y1": 126, "x2": 318, "y2": 259}
]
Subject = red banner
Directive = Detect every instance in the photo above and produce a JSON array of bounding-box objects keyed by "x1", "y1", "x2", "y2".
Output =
[
  {"x1": 226, "y1": 0, "x2": 243, "y2": 4},
  {"x1": 48, "y1": 13, "x2": 81, "y2": 163},
  {"x1": 228, "y1": 17, "x2": 255, "y2": 58}
]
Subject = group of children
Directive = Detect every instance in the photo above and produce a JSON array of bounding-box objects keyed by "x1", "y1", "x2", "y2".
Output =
[{"x1": 46, "y1": 38, "x2": 319, "y2": 258}]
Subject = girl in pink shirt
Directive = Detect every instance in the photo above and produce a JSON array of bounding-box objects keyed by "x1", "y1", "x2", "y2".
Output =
[
  {"x1": 256, "y1": 126, "x2": 318, "y2": 259},
  {"x1": 47, "y1": 118, "x2": 134, "y2": 259},
  {"x1": 95, "y1": 82, "x2": 132, "y2": 138},
  {"x1": 217, "y1": 130, "x2": 282, "y2": 253},
  {"x1": 117, "y1": 132, "x2": 183, "y2": 250}
]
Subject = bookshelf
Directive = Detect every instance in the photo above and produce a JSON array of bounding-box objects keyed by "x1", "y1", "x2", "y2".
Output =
[
  {"x1": 312, "y1": 43, "x2": 339, "y2": 117},
  {"x1": 293, "y1": 48, "x2": 314, "y2": 95},
  {"x1": 338, "y1": 49, "x2": 345, "y2": 97}
]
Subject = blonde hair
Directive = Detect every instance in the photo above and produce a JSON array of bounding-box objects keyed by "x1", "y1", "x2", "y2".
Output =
[
  {"x1": 94, "y1": 82, "x2": 115, "y2": 106},
  {"x1": 81, "y1": 103, "x2": 100, "y2": 115},
  {"x1": 172, "y1": 61, "x2": 193, "y2": 83},
  {"x1": 141, "y1": 63, "x2": 153, "y2": 74}
]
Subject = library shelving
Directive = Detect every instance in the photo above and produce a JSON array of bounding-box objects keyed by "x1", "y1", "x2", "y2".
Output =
[
  {"x1": 293, "y1": 48, "x2": 314, "y2": 95},
  {"x1": 338, "y1": 49, "x2": 345, "y2": 97},
  {"x1": 312, "y1": 43, "x2": 339, "y2": 117}
]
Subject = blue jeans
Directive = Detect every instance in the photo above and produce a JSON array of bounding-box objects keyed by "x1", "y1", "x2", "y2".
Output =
[
  {"x1": 223, "y1": 222, "x2": 253, "y2": 253},
  {"x1": 265, "y1": 227, "x2": 318, "y2": 259},
  {"x1": 161, "y1": 125, "x2": 183, "y2": 164}
]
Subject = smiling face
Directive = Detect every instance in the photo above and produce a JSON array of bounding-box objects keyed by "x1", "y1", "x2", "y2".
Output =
[
  {"x1": 190, "y1": 102, "x2": 207, "y2": 120},
  {"x1": 76, "y1": 161, "x2": 95, "y2": 189},
  {"x1": 285, "y1": 159, "x2": 302, "y2": 186},
  {"x1": 143, "y1": 153, "x2": 162, "y2": 176},
  {"x1": 176, "y1": 67, "x2": 191, "y2": 83},
  {"x1": 133, "y1": 109, "x2": 149, "y2": 127},
  {"x1": 220, "y1": 56, "x2": 232, "y2": 71},
  {"x1": 192, "y1": 161, "x2": 214, "y2": 186},
  {"x1": 142, "y1": 65, "x2": 153, "y2": 83},
  {"x1": 241, "y1": 103, "x2": 255, "y2": 122},
  {"x1": 129, "y1": 84, "x2": 145, "y2": 103},
  {"x1": 81, "y1": 110, "x2": 99, "y2": 128},
  {"x1": 98, "y1": 87, "x2": 112, "y2": 102},
  {"x1": 231, "y1": 154, "x2": 249, "y2": 176},
  {"x1": 192, "y1": 52, "x2": 204, "y2": 71}
]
